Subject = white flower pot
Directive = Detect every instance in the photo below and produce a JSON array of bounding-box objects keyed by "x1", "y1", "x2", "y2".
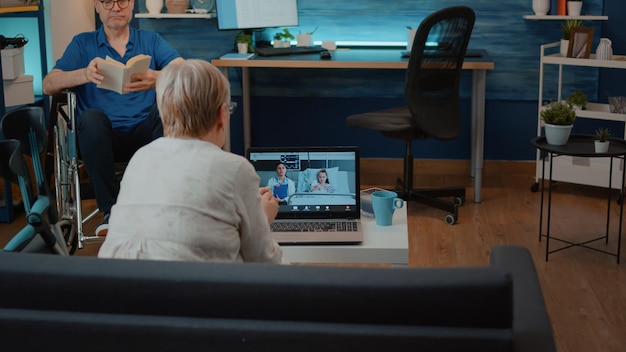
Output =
[
  {"x1": 567, "y1": 1, "x2": 583, "y2": 17},
  {"x1": 237, "y1": 42, "x2": 248, "y2": 54},
  {"x1": 544, "y1": 123, "x2": 573, "y2": 146},
  {"x1": 273, "y1": 39, "x2": 283, "y2": 48},
  {"x1": 594, "y1": 140, "x2": 609, "y2": 153},
  {"x1": 560, "y1": 39, "x2": 569, "y2": 57}
]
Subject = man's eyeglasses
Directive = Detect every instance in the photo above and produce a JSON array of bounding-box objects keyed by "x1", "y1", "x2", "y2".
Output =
[
  {"x1": 98, "y1": 0, "x2": 131, "y2": 10},
  {"x1": 228, "y1": 102, "x2": 237, "y2": 114}
]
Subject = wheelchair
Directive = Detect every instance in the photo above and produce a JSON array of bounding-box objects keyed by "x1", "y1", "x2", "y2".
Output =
[
  {"x1": 0, "y1": 107, "x2": 72, "y2": 255},
  {"x1": 47, "y1": 90, "x2": 104, "y2": 251}
]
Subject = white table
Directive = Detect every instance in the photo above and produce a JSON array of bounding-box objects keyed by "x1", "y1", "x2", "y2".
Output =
[{"x1": 280, "y1": 206, "x2": 409, "y2": 265}]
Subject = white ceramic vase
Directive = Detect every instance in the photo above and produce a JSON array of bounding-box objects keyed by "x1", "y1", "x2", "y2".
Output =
[
  {"x1": 596, "y1": 38, "x2": 613, "y2": 60},
  {"x1": 532, "y1": 0, "x2": 550, "y2": 16},
  {"x1": 567, "y1": 1, "x2": 583, "y2": 17},
  {"x1": 544, "y1": 123, "x2": 573, "y2": 146},
  {"x1": 146, "y1": 0, "x2": 164, "y2": 14}
]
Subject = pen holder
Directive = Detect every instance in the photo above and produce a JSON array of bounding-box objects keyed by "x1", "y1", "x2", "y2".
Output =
[
  {"x1": 297, "y1": 34, "x2": 314, "y2": 47},
  {"x1": 407, "y1": 29, "x2": 417, "y2": 52}
]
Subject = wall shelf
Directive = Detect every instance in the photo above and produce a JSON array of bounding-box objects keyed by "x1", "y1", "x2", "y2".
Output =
[
  {"x1": 0, "y1": 3, "x2": 48, "y2": 223},
  {"x1": 523, "y1": 15, "x2": 608, "y2": 20},
  {"x1": 0, "y1": 5, "x2": 38, "y2": 14},
  {"x1": 135, "y1": 12, "x2": 215, "y2": 19}
]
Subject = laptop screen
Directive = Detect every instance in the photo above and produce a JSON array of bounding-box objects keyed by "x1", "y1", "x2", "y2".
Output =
[{"x1": 246, "y1": 146, "x2": 360, "y2": 220}]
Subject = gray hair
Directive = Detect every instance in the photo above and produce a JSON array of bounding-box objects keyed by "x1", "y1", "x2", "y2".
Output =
[{"x1": 156, "y1": 59, "x2": 230, "y2": 138}]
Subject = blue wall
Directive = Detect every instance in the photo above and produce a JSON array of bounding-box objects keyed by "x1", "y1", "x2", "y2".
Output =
[
  {"x1": 6, "y1": 0, "x2": 626, "y2": 160},
  {"x1": 138, "y1": 0, "x2": 625, "y2": 160}
]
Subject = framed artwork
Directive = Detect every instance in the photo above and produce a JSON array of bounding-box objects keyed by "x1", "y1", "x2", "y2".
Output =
[{"x1": 567, "y1": 28, "x2": 594, "y2": 58}]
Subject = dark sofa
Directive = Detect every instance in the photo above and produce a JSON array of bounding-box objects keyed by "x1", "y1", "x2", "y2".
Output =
[{"x1": 0, "y1": 245, "x2": 555, "y2": 352}]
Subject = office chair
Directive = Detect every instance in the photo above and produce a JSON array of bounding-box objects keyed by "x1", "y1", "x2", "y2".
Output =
[
  {"x1": 346, "y1": 6, "x2": 475, "y2": 225},
  {"x1": 0, "y1": 107, "x2": 72, "y2": 254}
]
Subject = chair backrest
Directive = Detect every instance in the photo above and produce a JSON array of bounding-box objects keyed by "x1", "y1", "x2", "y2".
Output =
[
  {"x1": 0, "y1": 139, "x2": 34, "y2": 198},
  {"x1": 1, "y1": 107, "x2": 47, "y2": 157},
  {"x1": 406, "y1": 6, "x2": 475, "y2": 140}
]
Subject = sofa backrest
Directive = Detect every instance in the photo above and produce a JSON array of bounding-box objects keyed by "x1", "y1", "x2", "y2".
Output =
[{"x1": 0, "y1": 251, "x2": 514, "y2": 351}]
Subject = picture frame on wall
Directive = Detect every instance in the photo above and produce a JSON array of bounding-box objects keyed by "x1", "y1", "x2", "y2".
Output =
[{"x1": 567, "y1": 28, "x2": 594, "y2": 59}]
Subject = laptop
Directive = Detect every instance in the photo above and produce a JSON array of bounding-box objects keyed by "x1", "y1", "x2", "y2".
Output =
[{"x1": 246, "y1": 146, "x2": 363, "y2": 245}]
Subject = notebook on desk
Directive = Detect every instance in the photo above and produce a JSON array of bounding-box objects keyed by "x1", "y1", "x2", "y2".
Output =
[{"x1": 246, "y1": 146, "x2": 363, "y2": 245}]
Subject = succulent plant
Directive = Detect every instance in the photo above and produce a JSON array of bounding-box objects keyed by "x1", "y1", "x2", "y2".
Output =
[
  {"x1": 566, "y1": 90, "x2": 588, "y2": 109},
  {"x1": 595, "y1": 127, "x2": 611, "y2": 142},
  {"x1": 561, "y1": 19, "x2": 584, "y2": 40}
]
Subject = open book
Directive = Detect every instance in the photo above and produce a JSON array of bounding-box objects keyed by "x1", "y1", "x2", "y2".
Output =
[{"x1": 97, "y1": 54, "x2": 151, "y2": 94}]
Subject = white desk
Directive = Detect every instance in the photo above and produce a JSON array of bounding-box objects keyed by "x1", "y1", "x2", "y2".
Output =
[
  {"x1": 212, "y1": 49, "x2": 494, "y2": 203},
  {"x1": 280, "y1": 206, "x2": 409, "y2": 265}
]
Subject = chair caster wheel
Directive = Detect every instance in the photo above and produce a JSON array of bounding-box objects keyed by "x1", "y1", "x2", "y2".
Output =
[
  {"x1": 454, "y1": 196, "x2": 464, "y2": 206},
  {"x1": 444, "y1": 214, "x2": 457, "y2": 225},
  {"x1": 530, "y1": 182, "x2": 539, "y2": 192}
]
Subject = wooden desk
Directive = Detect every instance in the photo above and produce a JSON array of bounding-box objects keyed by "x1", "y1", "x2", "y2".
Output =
[
  {"x1": 212, "y1": 48, "x2": 494, "y2": 203},
  {"x1": 280, "y1": 206, "x2": 409, "y2": 265}
]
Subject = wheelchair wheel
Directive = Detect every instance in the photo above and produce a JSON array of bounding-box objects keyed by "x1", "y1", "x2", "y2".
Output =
[
  {"x1": 61, "y1": 221, "x2": 78, "y2": 255},
  {"x1": 52, "y1": 219, "x2": 78, "y2": 255},
  {"x1": 53, "y1": 120, "x2": 82, "y2": 254},
  {"x1": 53, "y1": 123, "x2": 70, "y2": 217}
]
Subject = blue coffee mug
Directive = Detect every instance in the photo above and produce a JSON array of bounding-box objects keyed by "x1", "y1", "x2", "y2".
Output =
[{"x1": 371, "y1": 190, "x2": 404, "y2": 226}]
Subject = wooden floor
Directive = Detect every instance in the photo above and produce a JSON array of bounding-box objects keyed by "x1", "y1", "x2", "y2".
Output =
[{"x1": 1, "y1": 159, "x2": 625, "y2": 352}]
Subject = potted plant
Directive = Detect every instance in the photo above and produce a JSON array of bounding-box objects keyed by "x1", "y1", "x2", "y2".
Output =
[
  {"x1": 540, "y1": 101, "x2": 576, "y2": 145},
  {"x1": 235, "y1": 31, "x2": 253, "y2": 53},
  {"x1": 566, "y1": 90, "x2": 588, "y2": 110},
  {"x1": 274, "y1": 28, "x2": 294, "y2": 48},
  {"x1": 567, "y1": 0, "x2": 583, "y2": 17},
  {"x1": 560, "y1": 19, "x2": 584, "y2": 56},
  {"x1": 594, "y1": 127, "x2": 611, "y2": 153}
]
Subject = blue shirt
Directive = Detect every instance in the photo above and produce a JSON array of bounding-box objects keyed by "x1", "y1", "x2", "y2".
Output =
[{"x1": 53, "y1": 27, "x2": 181, "y2": 131}]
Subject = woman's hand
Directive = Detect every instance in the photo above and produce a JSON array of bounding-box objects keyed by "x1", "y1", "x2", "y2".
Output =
[{"x1": 259, "y1": 187, "x2": 279, "y2": 224}]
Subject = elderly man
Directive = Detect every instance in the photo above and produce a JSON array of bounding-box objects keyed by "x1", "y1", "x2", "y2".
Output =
[{"x1": 43, "y1": 0, "x2": 184, "y2": 236}]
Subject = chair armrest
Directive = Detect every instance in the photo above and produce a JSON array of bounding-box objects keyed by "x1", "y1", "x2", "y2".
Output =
[{"x1": 490, "y1": 245, "x2": 556, "y2": 352}]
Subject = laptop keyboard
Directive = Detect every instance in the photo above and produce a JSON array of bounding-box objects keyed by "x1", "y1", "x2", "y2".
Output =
[
  {"x1": 271, "y1": 221, "x2": 359, "y2": 232},
  {"x1": 254, "y1": 45, "x2": 326, "y2": 57}
]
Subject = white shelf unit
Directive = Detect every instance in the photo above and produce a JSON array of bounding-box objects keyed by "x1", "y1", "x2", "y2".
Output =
[
  {"x1": 0, "y1": 4, "x2": 48, "y2": 223},
  {"x1": 523, "y1": 15, "x2": 608, "y2": 20},
  {"x1": 135, "y1": 12, "x2": 215, "y2": 19},
  {"x1": 535, "y1": 42, "x2": 626, "y2": 189}
]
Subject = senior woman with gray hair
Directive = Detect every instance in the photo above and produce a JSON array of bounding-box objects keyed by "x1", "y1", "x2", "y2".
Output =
[{"x1": 98, "y1": 59, "x2": 283, "y2": 263}]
